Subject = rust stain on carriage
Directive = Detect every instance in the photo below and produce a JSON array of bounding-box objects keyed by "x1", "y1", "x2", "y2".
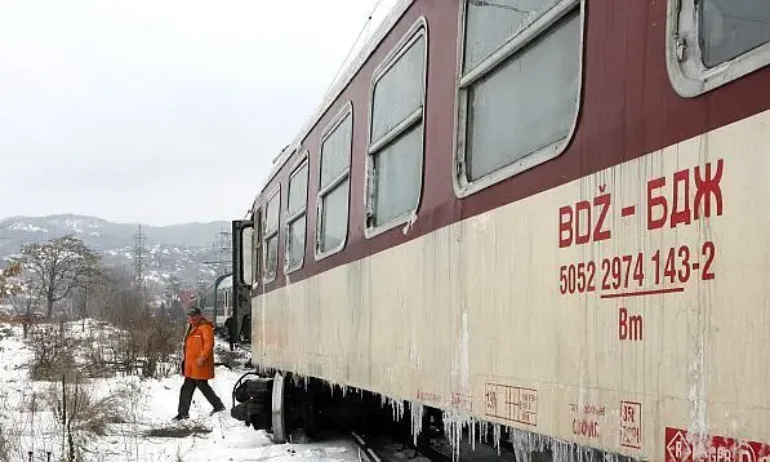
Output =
[
  {"x1": 416, "y1": 389, "x2": 442, "y2": 404},
  {"x1": 450, "y1": 392, "x2": 473, "y2": 411}
]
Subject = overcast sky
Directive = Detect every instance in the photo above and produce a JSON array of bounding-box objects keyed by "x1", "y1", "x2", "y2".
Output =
[{"x1": 0, "y1": 0, "x2": 398, "y2": 226}]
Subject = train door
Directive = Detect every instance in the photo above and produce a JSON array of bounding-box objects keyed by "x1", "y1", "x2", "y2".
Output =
[{"x1": 232, "y1": 216, "x2": 255, "y2": 344}]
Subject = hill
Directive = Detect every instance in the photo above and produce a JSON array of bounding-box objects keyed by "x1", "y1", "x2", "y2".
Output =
[{"x1": 0, "y1": 214, "x2": 232, "y2": 291}]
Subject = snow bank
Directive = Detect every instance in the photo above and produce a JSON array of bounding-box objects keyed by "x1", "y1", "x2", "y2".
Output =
[{"x1": 0, "y1": 321, "x2": 360, "y2": 462}]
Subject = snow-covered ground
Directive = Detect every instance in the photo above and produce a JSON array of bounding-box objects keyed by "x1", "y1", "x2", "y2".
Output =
[{"x1": 0, "y1": 321, "x2": 360, "y2": 462}]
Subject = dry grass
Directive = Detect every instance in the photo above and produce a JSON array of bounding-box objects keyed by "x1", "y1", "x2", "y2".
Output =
[
  {"x1": 0, "y1": 324, "x2": 14, "y2": 339},
  {"x1": 43, "y1": 377, "x2": 140, "y2": 461},
  {"x1": 47, "y1": 380, "x2": 136, "y2": 436},
  {"x1": 27, "y1": 323, "x2": 81, "y2": 382},
  {"x1": 25, "y1": 317, "x2": 180, "y2": 383},
  {"x1": 0, "y1": 423, "x2": 11, "y2": 462},
  {"x1": 144, "y1": 422, "x2": 213, "y2": 438}
]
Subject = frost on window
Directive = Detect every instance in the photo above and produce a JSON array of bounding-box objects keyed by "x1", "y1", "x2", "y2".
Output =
[
  {"x1": 320, "y1": 115, "x2": 352, "y2": 189},
  {"x1": 288, "y1": 163, "x2": 308, "y2": 216},
  {"x1": 462, "y1": 4, "x2": 581, "y2": 182},
  {"x1": 263, "y1": 191, "x2": 280, "y2": 281},
  {"x1": 372, "y1": 126, "x2": 422, "y2": 226},
  {"x1": 371, "y1": 35, "x2": 425, "y2": 144},
  {"x1": 463, "y1": 0, "x2": 561, "y2": 74},
  {"x1": 241, "y1": 226, "x2": 254, "y2": 284},
  {"x1": 253, "y1": 210, "x2": 262, "y2": 284},
  {"x1": 320, "y1": 182, "x2": 348, "y2": 253},
  {"x1": 368, "y1": 31, "x2": 425, "y2": 229},
  {"x1": 286, "y1": 162, "x2": 308, "y2": 270},
  {"x1": 318, "y1": 111, "x2": 351, "y2": 255},
  {"x1": 287, "y1": 216, "x2": 306, "y2": 268},
  {"x1": 700, "y1": 0, "x2": 770, "y2": 67},
  {"x1": 265, "y1": 192, "x2": 279, "y2": 235},
  {"x1": 265, "y1": 235, "x2": 278, "y2": 280}
]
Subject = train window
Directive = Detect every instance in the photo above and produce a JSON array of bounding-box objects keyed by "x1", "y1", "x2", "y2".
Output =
[
  {"x1": 454, "y1": 0, "x2": 583, "y2": 196},
  {"x1": 365, "y1": 21, "x2": 427, "y2": 236},
  {"x1": 316, "y1": 103, "x2": 353, "y2": 260},
  {"x1": 253, "y1": 207, "x2": 262, "y2": 288},
  {"x1": 241, "y1": 226, "x2": 254, "y2": 285},
  {"x1": 701, "y1": 1, "x2": 770, "y2": 66},
  {"x1": 667, "y1": 0, "x2": 770, "y2": 97},
  {"x1": 285, "y1": 154, "x2": 308, "y2": 273},
  {"x1": 263, "y1": 187, "x2": 280, "y2": 283}
]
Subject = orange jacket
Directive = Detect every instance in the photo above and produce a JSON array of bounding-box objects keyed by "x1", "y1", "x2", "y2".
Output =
[{"x1": 183, "y1": 318, "x2": 215, "y2": 380}]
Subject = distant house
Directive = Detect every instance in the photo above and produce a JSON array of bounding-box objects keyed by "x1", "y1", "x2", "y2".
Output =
[{"x1": 178, "y1": 290, "x2": 197, "y2": 310}]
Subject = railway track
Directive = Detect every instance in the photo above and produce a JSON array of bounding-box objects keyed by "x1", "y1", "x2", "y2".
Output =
[
  {"x1": 349, "y1": 429, "x2": 517, "y2": 462},
  {"x1": 350, "y1": 431, "x2": 440, "y2": 462}
]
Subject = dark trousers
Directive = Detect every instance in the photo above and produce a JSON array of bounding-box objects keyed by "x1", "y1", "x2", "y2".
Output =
[
  {"x1": 228, "y1": 329, "x2": 237, "y2": 351},
  {"x1": 177, "y1": 378, "x2": 224, "y2": 416}
]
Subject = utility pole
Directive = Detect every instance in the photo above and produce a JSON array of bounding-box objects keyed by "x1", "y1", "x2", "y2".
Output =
[
  {"x1": 203, "y1": 227, "x2": 232, "y2": 275},
  {"x1": 218, "y1": 228, "x2": 232, "y2": 275},
  {"x1": 133, "y1": 225, "x2": 147, "y2": 303},
  {"x1": 201, "y1": 226, "x2": 233, "y2": 322}
]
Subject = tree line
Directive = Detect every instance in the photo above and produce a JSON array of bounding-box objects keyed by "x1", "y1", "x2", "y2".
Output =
[{"x1": 0, "y1": 235, "x2": 189, "y2": 326}]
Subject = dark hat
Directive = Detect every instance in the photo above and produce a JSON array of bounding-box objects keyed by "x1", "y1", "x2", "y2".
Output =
[{"x1": 186, "y1": 307, "x2": 202, "y2": 316}]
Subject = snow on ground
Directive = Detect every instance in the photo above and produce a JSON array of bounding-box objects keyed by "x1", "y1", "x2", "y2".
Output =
[{"x1": 0, "y1": 321, "x2": 361, "y2": 462}]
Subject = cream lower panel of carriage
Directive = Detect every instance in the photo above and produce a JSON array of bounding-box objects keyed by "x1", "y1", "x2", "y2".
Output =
[{"x1": 251, "y1": 108, "x2": 770, "y2": 460}]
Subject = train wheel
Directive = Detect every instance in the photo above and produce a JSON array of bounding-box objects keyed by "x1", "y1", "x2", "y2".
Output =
[{"x1": 271, "y1": 372, "x2": 289, "y2": 443}]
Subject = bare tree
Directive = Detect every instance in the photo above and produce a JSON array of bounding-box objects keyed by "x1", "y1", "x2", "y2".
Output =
[{"x1": 15, "y1": 235, "x2": 101, "y2": 319}]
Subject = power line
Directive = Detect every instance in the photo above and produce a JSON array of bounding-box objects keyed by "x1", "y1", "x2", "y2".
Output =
[{"x1": 321, "y1": 0, "x2": 387, "y2": 102}]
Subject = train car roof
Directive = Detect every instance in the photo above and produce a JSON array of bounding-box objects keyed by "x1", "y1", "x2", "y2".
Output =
[
  {"x1": 257, "y1": 0, "x2": 414, "y2": 197},
  {"x1": 218, "y1": 275, "x2": 233, "y2": 289}
]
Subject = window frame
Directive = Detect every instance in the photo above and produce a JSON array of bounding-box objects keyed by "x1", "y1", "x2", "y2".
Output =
[
  {"x1": 240, "y1": 225, "x2": 255, "y2": 286},
  {"x1": 666, "y1": 0, "x2": 770, "y2": 98},
  {"x1": 315, "y1": 101, "x2": 353, "y2": 261},
  {"x1": 262, "y1": 185, "x2": 281, "y2": 284},
  {"x1": 284, "y1": 151, "x2": 309, "y2": 275},
  {"x1": 364, "y1": 18, "x2": 428, "y2": 239},
  {"x1": 452, "y1": 0, "x2": 585, "y2": 198},
  {"x1": 251, "y1": 204, "x2": 262, "y2": 294}
]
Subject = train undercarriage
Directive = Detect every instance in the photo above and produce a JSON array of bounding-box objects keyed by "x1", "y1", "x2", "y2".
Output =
[{"x1": 228, "y1": 369, "x2": 636, "y2": 462}]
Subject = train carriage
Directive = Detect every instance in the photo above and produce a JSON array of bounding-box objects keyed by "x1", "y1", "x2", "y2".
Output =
[
  {"x1": 200, "y1": 275, "x2": 234, "y2": 329},
  {"x1": 230, "y1": 0, "x2": 770, "y2": 460}
]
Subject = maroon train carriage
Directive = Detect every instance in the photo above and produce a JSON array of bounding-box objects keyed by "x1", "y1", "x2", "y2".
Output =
[{"x1": 229, "y1": 1, "x2": 770, "y2": 461}]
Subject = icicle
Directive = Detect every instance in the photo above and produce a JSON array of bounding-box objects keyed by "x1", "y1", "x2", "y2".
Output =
[
  {"x1": 493, "y1": 424, "x2": 502, "y2": 454},
  {"x1": 478, "y1": 420, "x2": 488, "y2": 445},
  {"x1": 410, "y1": 403, "x2": 424, "y2": 445},
  {"x1": 469, "y1": 418, "x2": 476, "y2": 451}
]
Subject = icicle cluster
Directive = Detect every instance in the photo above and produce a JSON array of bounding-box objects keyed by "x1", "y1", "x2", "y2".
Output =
[
  {"x1": 380, "y1": 395, "x2": 406, "y2": 422},
  {"x1": 442, "y1": 409, "x2": 475, "y2": 461}
]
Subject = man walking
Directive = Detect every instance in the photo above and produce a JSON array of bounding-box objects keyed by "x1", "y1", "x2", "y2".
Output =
[
  {"x1": 224, "y1": 315, "x2": 237, "y2": 351},
  {"x1": 173, "y1": 307, "x2": 226, "y2": 420}
]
